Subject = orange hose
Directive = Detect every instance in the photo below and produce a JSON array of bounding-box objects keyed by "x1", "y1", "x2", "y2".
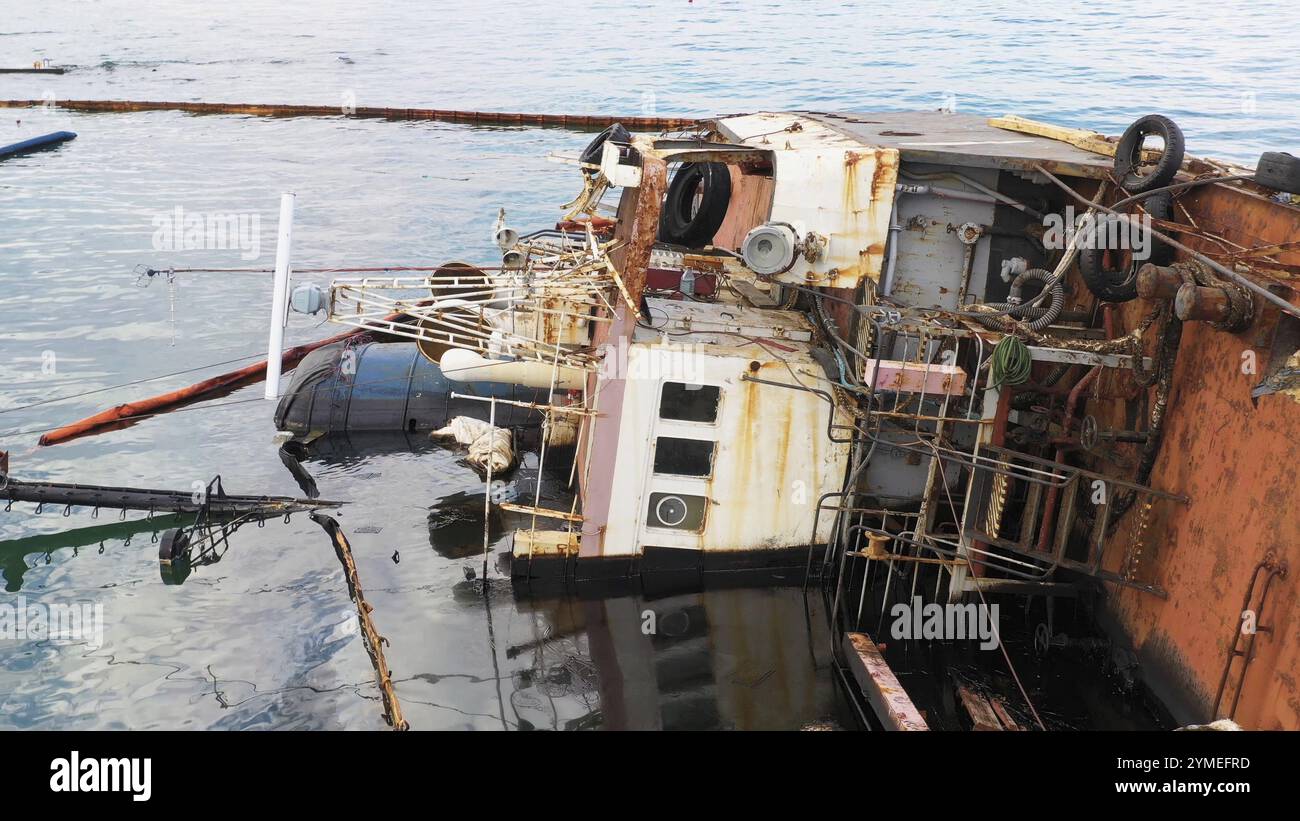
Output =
[{"x1": 38, "y1": 314, "x2": 406, "y2": 446}]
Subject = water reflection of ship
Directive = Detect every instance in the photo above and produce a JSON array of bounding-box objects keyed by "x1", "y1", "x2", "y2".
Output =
[
  {"x1": 508, "y1": 585, "x2": 843, "y2": 730},
  {"x1": 296, "y1": 432, "x2": 574, "y2": 563}
]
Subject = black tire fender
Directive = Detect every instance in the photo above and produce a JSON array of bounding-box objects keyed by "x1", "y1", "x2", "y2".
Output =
[
  {"x1": 657, "y1": 162, "x2": 732, "y2": 248},
  {"x1": 158, "y1": 527, "x2": 194, "y2": 584},
  {"x1": 1078, "y1": 234, "x2": 1140, "y2": 303},
  {"x1": 1114, "y1": 115, "x2": 1185, "y2": 193},
  {"x1": 580, "y1": 122, "x2": 631, "y2": 169},
  {"x1": 1078, "y1": 192, "x2": 1174, "y2": 303},
  {"x1": 1256, "y1": 151, "x2": 1300, "y2": 195},
  {"x1": 1143, "y1": 191, "x2": 1175, "y2": 266}
]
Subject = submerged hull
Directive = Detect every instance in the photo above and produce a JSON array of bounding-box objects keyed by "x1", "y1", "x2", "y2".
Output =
[{"x1": 319, "y1": 108, "x2": 1300, "y2": 729}]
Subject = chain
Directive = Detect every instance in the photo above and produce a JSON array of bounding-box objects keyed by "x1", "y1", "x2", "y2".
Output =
[
  {"x1": 1123, "y1": 497, "x2": 1154, "y2": 580},
  {"x1": 985, "y1": 472, "x2": 1009, "y2": 538}
]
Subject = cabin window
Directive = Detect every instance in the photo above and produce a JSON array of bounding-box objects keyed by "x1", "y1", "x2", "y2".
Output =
[
  {"x1": 646, "y1": 492, "x2": 708, "y2": 532},
  {"x1": 653, "y1": 437, "x2": 715, "y2": 477},
  {"x1": 658, "y1": 382, "x2": 720, "y2": 423}
]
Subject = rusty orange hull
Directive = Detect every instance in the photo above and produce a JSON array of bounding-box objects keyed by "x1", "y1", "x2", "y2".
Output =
[{"x1": 1102, "y1": 183, "x2": 1300, "y2": 729}]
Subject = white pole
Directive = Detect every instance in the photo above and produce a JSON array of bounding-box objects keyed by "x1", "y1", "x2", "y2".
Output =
[
  {"x1": 482, "y1": 395, "x2": 496, "y2": 586},
  {"x1": 265, "y1": 192, "x2": 295, "y2": 400}
]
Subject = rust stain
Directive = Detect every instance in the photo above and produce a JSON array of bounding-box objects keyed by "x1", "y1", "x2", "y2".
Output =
[
  {"x1": 1072, "y1": 182, "x2": 1300, "y2": 728},
  {"x1": 1102, "y1": 314, "x2": 1300, "y2": 727},
  {"x1": 869, "y1": 157, "x2": 885, "y2": 202},
  {"x1": 616, "y1": 154, "x2": 667, "y2": 307},
  {"x1": 842, "y1": 155, "x2": 859, "y2": 216},
  {"x1": 768, "y1": 364, "x2": 793, "y2": 493}
]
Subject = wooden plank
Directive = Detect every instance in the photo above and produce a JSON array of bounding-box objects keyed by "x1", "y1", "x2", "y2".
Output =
[
  {"x1": 987, "y1": 115, "x2": 1123, "y2": 159},
  {"x1": 731, "y1": 280, "x2": 779, "y2": 308},
  {"x1": 957, "y1": 685, "x2": 1003, "y2": 731},
  {"x1": 497, "y1": 502, "x2": 583, "y2": 523},
  {"x1": 841, "y1": 632, "x2": 928, "y2": 731},
  {"x1": 712, "y1": 167, "x2": 775, "y2": 251},
  {"x1": 511, "y1": 529, "x2": 580, "y2": 558},
  {"x1": 990, "y1": 696, "x2": 1024, "y2": 731}
]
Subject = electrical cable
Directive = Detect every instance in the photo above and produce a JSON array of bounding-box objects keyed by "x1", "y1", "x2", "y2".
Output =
[{"x1": 1109, "y1": 173, "x2": 1253, "y2": 212}]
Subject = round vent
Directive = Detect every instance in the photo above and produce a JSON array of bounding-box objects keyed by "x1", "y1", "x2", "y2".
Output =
[
  {"x1": 654, "y1": 495, "x2": 689, "y2": 528},
  {"x1": 742, "y1": 223, "x2": 799, "y2": 276}
]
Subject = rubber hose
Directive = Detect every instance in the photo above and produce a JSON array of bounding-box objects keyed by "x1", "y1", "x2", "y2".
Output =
[
  {"x1": 977, "y1": 268, "x2": 1064, "y2": 332},
  {"x1": 990, "y1": 335, "x2": 1033, "y2": 388}
]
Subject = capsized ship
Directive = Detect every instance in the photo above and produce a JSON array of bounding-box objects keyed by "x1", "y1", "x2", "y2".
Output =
[{"x1": 304, "y1": 109, "x2": 1300, "y2": 730}]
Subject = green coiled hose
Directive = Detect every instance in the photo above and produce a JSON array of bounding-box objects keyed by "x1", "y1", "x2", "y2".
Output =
[{"x1": 990, "y1": 335, "x2": 1032, "y2": 389}]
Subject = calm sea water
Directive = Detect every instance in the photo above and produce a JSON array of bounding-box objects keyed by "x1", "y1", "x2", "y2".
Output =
[{"x1": 1, "y1": 0, "x2": 1293, "y2": 730}]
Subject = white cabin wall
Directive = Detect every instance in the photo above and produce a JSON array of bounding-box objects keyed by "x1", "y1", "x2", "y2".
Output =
[{"x1": 598, "y1": 343, "x2": 850, "y2": 557}]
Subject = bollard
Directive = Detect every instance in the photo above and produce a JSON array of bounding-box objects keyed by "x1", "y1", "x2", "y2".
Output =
[
  {"x1": 1174, "y1": 283, "x2": 1232, "y2": 323},
  {"x1": 1136, "y1": 263, "x2": 1184, "y2": 300}
]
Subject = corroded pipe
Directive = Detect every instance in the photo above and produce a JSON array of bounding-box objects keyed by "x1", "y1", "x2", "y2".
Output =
[
  {"x1": 1035, "y1": 306, "x2": 1113, "y2": 553},
  {"x1": 37, "y1": 308, "x2": 413, "y2": 445},
  {"x1": 1035, "y1": 365, "x2": 1100, "y2": 553}
]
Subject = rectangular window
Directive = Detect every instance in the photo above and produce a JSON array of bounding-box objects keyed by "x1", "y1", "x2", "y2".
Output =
[
  {"x1": 653, "y1": 437, "x2": 715, "y2": 477},
  {"x1": 659, "y1": 382, "x2": 720, "y2": 423}
]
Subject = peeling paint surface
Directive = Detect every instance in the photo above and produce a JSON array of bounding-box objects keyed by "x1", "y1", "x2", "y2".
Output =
[
  {"x1": 715, "y1": 113, "x2": 898, "y2": 290},
  {"x1": 592, "y1": 298, "x2": 850, "y2": 556},
  {"x1": 1103, "y1": 244, "x2": 1300, "y2": 728}
]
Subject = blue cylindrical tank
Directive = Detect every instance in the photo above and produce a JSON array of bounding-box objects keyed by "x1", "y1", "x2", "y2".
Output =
[{"x1": 274, "y1": 341, "x2": 549, "y2": 434}]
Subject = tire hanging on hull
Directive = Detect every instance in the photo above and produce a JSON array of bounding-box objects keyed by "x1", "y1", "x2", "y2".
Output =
[
  {"x1": 1078, "y1": 192, "x2": 1175, "y2": 303},
  {"x1": 657, "y1": 161, "x2": 732, "y2": 248}
]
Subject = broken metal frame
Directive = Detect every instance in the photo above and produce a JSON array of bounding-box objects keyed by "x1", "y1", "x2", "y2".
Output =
[
  {"x1": 819, "y1": 321, "x2": 997, "y2": 646},
  {"x1": 815, "y1": 305, "x2": 1187, "y2": 617},
  {"x1": 0, "y1": 473, "x2": 339, "y2": 518},
  {"x1": 326, "y1": 242, "x2": 625, "y2": 368},
  {"x1": 2, "y1": 472, "x2": 342, "y2": 584},
  {"x1": 820, "y1": 320, "x2": 990, "y2": 582},
  {"x1": 449, "y1": 344, "x2": 589, "y2": 558},
  {"x1": 958, "y1": 444, "x2": 1185, "y2": 597},
  {"x1": 13, "y1": 469, "x2": 410, "y2": 730},
  {"x1": 327, "y1": 298, "x2": 604, "y2": 368}
]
